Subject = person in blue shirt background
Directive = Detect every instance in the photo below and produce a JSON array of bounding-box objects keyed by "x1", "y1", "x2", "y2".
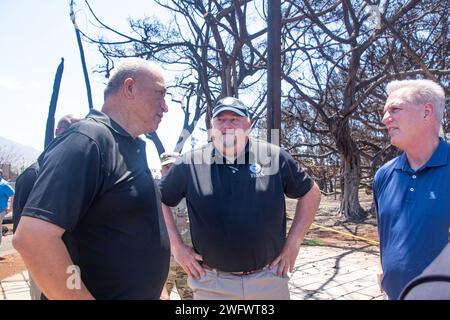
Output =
[
  {"x1": 373, "y1": 79, "x2": 449, "y2": 300},
  {"x1": 0, "y1": 168, "x2": 15, "y2": 247}
]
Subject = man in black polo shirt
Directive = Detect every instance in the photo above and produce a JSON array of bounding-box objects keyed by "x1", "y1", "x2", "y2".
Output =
[
  {"x1": 13, "y1": 58, "x2": 170, "y2": 299},
  {"x1": 159, "y1": 97, "x2": 321, "y2": 300}
]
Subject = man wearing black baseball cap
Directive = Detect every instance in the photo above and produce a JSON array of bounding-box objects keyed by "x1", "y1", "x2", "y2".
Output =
[
  {"x1": 210, "y1": 97, "x2": 252, "y2": 162},
  {"x1": 159, "y1": 96, "x2": 321, "y2": 300},
  {"x1": 211, "y1": 97, "x2": 250, "y2": 118}
]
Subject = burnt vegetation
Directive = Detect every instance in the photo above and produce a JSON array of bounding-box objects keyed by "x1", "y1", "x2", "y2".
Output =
[{"x1": 76, "y1": 0, "x2": 449, "y2": 221}]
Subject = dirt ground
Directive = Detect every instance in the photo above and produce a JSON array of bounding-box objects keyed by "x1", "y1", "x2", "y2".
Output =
[
  {"x1": 288, "y1": 191, "x2": 379, "y2": 249},
  {"x1": 0, "y1": 253, "x2": 26, "y2": 281},
  {"x1": 0, "y1": 192, "x2": 379, "y2": 281}
]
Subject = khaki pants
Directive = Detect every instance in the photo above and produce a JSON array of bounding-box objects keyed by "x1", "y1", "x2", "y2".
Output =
[{"x1": 188, "y1": 266, "x2": 290, "y2": 300}]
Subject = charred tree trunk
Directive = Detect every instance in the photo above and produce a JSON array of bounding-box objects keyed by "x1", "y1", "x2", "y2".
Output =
[
  {"x1": 333, "y1": 120, "x2": 366, "y2": 221},
  {"x1": 339, "y1": 151, "x2": 366, "y2": 220},
  {"x1": 45, "y1": 58, "x2": 64, "y2": 148},
  {"x1": 70, "y1": 0, "x2": 93, "y2": 110},
  {"x1": 267, "y1": 0, "x2": 282, "y2": 145},
  {"x1": 174, "y1": 121, "x2": 196, "y2": 153},
  {"x1": 146, "y1": 132, "x2": 165, "y2": 156},
  {"x1": 334, "y1": 170, "x2": 338, "y2": 200}
]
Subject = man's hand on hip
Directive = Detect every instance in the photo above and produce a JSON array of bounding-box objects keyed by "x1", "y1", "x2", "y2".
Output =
[{"x1": 172, "y1": 243, "x2": 205, "y2": 279}]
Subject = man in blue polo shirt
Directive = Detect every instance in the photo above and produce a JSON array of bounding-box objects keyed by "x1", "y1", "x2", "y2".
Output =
[{"x1": 373, "y1": 79, "x2": 450, "y2": 300}]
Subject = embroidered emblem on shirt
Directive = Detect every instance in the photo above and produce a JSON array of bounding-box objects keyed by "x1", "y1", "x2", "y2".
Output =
[
  {"x1": 249, "y1": 163, "x2": 264, "y2": 178},
  {"x1": 429, "y1": 191, "x2": 437, "y2": 200}
]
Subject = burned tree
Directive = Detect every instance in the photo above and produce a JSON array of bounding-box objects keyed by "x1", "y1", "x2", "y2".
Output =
[
  {"x1": 77, "y1": 0, "x2": 269, "y2": 152},
  {"x1": 280, "y1": 0, "x2": 449, "y2": 220}
]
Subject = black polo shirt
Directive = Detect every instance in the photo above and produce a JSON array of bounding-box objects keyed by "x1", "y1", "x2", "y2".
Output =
[
  {"x1": 22, "y1": 109, "x2": 170, "y2": 299},
  {"x1": 159, "y1": 138, "x2": 313, "y2": 272},
  {"x1": 13, "y1": 161, "x2": 39, "y2": 233}
]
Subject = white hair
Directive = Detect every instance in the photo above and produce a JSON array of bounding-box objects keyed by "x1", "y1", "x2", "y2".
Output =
[
  {"x1": 386, "y1": 79, "x2": 445, "y2": 123},
  {"x1": 104, "y1": 58, "x2": 163, "y2": 100}
]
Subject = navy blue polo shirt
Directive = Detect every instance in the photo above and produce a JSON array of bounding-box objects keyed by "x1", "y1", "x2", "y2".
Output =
[
  {"x1": 159, "y1": 138, "x2": 314, "y2": 272},
  {"x1": 373, "y1": 138, "x2": 450, "y2": 299},
  {"x1": 22, "y1": 109, "x2": 170, "y2": 299}
]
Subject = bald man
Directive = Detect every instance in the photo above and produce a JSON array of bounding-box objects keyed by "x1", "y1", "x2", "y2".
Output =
[{"x1": 13, "y1": 58, "x2": 170, "y2": 300}]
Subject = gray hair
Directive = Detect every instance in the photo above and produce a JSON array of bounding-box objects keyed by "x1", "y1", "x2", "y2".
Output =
[
  {"x1": 104, "y1": 58, "x2": 163, "y2": 101},
  {"x1": 386, "y1": 79, "x2": 445, "y2": 123}
]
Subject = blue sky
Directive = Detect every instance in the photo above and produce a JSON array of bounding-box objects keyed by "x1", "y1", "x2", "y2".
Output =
[{"x1": 0, "y1": 0, "x2": 192, "y2": 170}]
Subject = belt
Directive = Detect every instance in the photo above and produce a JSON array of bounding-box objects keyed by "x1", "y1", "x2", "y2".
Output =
[{"x1": 201, "y1": 263, "x2": 266, "y2": 276}]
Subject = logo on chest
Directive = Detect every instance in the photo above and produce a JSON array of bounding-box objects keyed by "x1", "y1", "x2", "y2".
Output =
[{"x1": 249, "y1": 163, "x2": 264, "y2": 178}]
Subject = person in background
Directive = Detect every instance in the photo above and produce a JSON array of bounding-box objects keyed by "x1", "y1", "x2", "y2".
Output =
[
  {"x1": 12, "y1": 114, "x2": 81, "y2": 300},
  {"x1": 159, "y1": 152, "x2": 193, "y2": 300},
  {"x1": 0, "y1": 169, "x2": 15, "y2": 247},
  {"x1": 373, "y1": 79, "x2": 449, "y2": 299},
  {"x1": 13, "y1": 114, "x2": 81, "y2": 233}
]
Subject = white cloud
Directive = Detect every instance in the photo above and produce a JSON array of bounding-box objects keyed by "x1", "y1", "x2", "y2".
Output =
[{"x1": 0, "y1": 78, "x2": 23, "y2": 91}]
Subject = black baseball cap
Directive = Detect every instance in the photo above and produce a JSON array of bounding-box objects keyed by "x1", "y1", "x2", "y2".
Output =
[{"x1": 212, "y1": 97, "x2": 249, "y2": 118}]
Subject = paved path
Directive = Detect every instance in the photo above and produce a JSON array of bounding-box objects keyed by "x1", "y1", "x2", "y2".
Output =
[
  {"x1": 0, "y1": 271, "x2": 30, "y2": 300},
  {"x1": 0, "y1": 235, "x2": 15, "y2": 258},
  {"x1": 0, "y1": 244, "x2": 382, "y2": 300},
  {"x1": 290, "y1": 244, "x2": 382, "y2": 300}
]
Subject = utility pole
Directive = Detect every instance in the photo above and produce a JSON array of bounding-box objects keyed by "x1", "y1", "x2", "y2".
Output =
[
  {"x1": 266, "y1": 0, "x2": 281, "y2": 145},
  {"x1": 70, "y1": 0, "x2": 94, "y2": 110}
]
